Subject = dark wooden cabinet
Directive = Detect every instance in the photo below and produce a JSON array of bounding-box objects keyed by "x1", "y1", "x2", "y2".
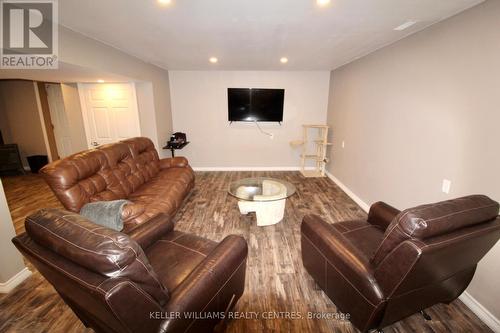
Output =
[{"x1": 0, "y1": 144, "x2": 25, "y2": 174}]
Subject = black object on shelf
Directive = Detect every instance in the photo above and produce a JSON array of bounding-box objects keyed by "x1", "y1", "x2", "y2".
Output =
[
  {"x1": 163, "y1": 132, "x2": 189, "y2": 157},
  {"x1": 27, "y1": 155, "x2": 48, "y2": 173},
  {"x1": 0, "y1": 144, "x2": 25, "y2": 175},
  {"x1": 163, "y1": 141, "x2": 189, "y2": 158}
]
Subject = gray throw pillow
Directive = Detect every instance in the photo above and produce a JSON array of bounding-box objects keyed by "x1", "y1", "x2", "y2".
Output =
[{"x1": 79, "y1": 200, "x2": 130, "y2": 231}]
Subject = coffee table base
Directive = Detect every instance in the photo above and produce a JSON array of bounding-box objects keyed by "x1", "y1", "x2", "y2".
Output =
[{"x1": 238, "y1": 199, "x2": 286, "y2": 226}]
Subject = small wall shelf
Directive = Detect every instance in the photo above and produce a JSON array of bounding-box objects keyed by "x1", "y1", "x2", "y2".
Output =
[{"x1": 290, "y1": 125, "x2": 331, "y2": 178}]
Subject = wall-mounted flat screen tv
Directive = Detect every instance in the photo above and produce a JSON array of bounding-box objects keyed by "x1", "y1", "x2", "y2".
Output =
[{"x1": 228, "y1": 88, "x2": 285, "y2": 122}]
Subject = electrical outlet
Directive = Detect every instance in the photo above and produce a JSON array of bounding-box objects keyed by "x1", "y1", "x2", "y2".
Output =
[
  {"x1": 270, "y1": 133, "x2": 274, "y2": 140},
  {"x1": 341, "y1": 141, "x2": 345, "y2": 148},
  {"x1": 442, "y1": 179, "x2": 451, "y2": 194}
]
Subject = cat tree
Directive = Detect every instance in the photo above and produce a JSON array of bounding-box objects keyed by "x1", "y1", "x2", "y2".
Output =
[{"x1": 290, "y1": 124, "x2": 331, "y2": 178}]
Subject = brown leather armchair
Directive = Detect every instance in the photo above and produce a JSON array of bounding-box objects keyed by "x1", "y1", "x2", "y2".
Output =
[
  {"x1": 301, "y1": 195, "x2": 500, "y2": 332},
  {"x1": 13, "y1": 209, "x2": 248, "y2": 333}
]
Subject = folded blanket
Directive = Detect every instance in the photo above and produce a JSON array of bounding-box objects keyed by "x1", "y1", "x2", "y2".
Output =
[{"x1": 80, "y1": 200, "x2": 130, "y2": 231}]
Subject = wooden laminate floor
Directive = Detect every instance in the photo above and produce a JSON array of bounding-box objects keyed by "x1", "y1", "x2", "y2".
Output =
[{"x1": 0, "y1": 172, "x2": 492, "y2": 333}]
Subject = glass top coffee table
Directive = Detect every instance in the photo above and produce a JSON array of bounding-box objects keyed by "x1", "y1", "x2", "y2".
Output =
[{"x1": 229, "y1": 177, "x2": 296, "y2": 226}]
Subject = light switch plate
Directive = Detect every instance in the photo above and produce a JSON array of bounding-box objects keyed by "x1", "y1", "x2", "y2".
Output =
[{"x1": 442, "y1": 179, "x2": 451, "y2": 194}]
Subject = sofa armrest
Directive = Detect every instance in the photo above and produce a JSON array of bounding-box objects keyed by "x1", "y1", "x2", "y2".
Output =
[
  {"x1": 159, "y1": 157, "x2": 189, "y2": 169},
  {"x1": 121, "y1": 203, "x2": 146, "y2": 223},
  {"x1": 367, "y1": 202, "x2": 400, "y2": 231},
  {"x1": 301, "y1": 215, "x2": 384, "y2": 303},
  {"x1": 128, "y1": 214, "x2": 174, "y2": 249},
  {"x1": 160, "y1": 235, "x2": 248, "y2": 333}
]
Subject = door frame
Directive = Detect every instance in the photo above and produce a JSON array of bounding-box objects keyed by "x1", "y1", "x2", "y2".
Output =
[
  {"x1": 45, "y1": 83, "x2": 74, "y2": 158},
  {"x1": 33, "y1": 81, "x2": 59, "y2": 162},
  {"x1": 77, "y1": 82, "x2": 141, "y2": 149}
]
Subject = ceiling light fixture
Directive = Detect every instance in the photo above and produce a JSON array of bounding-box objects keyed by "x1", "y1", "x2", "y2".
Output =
[
  {"x1": 316, "y1": 0, "x2": 330, "y2": 6},
  {"x1": 97, "y1": 79, "x2": 105, "y2": 83},
  {"x1": 394, "y1": 20, "x2": 417, "y2": 31},
  {"x1": 280, "y1": 57, "x2": 288, "y2": 64},
  {"x1": 209, "y1": 57, "x2": 218, "y2": 63},
  {"x1": 157, "y1": 0, "x2": 172, "y2": 6}
]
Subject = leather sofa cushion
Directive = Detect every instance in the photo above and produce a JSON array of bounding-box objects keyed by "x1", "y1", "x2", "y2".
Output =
[
  {"x1": 96, "y1": 142, "x2": 148, "y2": 197},
  {"x1": 126, "y1": 169, "x2": 194, "y2": 219},
  {"x1": 121, "y1": 137, "x2": 161, "y2": 181},
  {"x1": 372, "y1": 195, "x2": 499, "y2": 265},
  {"x1": 41, "y1": 149, "x2": 113, "y2": 212},
  {"x1": 146, "y1": 231, "x2": 217, "y2": 291},
  {"x1": 25, "y1": 208, "x2": 169, "y2": 305}
]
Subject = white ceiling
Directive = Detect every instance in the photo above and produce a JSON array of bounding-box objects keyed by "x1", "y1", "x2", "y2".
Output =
[{"x1": 59, "y1": 0, "x2": 484, "y2": 70}]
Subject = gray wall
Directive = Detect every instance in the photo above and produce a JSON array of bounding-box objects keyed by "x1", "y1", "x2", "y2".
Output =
[
  {"x1": 170, "y1": 71, "x2": 330, "y2": 168},
  {"x1": 135, "y1": 82, "x2": 160, "y2": 151},
  {"x1": 59, "y1": 27, "x2": 173, "y2": 156},
  {"x1": 326, "y1": 0, "x2": 500, "y2": 319},
  {"x1": 0, "y1": 179, "x2": 26, "y2": 285}
]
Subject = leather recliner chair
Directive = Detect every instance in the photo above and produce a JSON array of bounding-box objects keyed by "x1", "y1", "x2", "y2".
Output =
[
  {"x1": 301, "y1": 195, "x2": 500, "y2": 332},
  {"x1": 12, "y1": 209, "x2": 248, "y2": 333}
]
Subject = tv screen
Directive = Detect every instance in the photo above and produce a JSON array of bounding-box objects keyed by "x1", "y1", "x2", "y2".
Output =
[{"x1": 228, "y1": 88, "x2": 284, "y2": 122}]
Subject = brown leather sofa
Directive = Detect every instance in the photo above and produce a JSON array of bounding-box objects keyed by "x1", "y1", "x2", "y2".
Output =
[
  {"x1": 13, "y1": 208, "x2": 248, "y2": 333},
  {"x1": 40, "y1": 137, "x2": 194, "y2": 234},
  {"x1": 301, "y1": 195, "x2": 500, "y2": 332}
]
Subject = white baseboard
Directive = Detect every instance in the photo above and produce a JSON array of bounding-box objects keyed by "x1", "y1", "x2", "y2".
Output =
[
  {"x1": 193, "y1": 166, "x2": 313, "y2": 172},
  {"x1": 325, "y1": 171, "x2": 500, "y2": 332},
  {"x1": 325, "y1": 171, "x2": 370, "y2": 212},
  {"x1": 459, "y1": 292, "x2": 500, "y2": 332},
  {"x1": 0, "y1": 267, "x2": 31, "y2": 293}
]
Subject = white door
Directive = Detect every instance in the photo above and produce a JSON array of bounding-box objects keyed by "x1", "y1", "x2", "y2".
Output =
[
  {"x1": 78, "y1": 83, "x2": 141, "y2": 148},
  {"x1": 45, "y1": 83, "x2": 74, "y2": 158}
]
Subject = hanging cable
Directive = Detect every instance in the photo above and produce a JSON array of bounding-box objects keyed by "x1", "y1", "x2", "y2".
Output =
[{"x1": 254, "y1": 120, "x2": 274, "y2": 138}]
